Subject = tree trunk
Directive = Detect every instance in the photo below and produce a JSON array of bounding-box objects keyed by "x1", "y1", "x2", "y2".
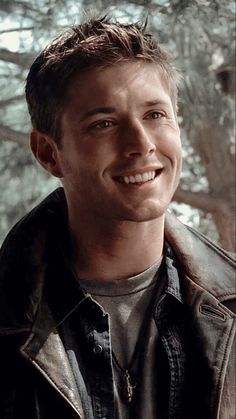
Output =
[
  {"x1": 197, "y1": 123, "x2": 235, "y2": 251},
  {"x1": 212, "y1": 207, "x2": 235, "y2": 251},
  {"x1": 178, "y1": 122, "x2": 235, "y2": 252}
]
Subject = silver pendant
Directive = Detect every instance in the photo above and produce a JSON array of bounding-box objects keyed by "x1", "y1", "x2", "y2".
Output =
[{"x1": 124, "y1": 370, "x2": 136, "y2": 404}]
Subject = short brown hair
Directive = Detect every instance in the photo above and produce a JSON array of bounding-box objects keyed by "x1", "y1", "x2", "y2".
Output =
[{"x1": 25, "y1": 16, "x2": 180, "y2": 143}]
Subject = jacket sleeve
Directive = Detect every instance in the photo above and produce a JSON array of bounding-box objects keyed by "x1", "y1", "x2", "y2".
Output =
[
  {"x1": 219, "y1": 332, "x2": 236, "y2": 419},
  {"x1": 0, "y1": 334, "x2": 38, "y2": 419}
]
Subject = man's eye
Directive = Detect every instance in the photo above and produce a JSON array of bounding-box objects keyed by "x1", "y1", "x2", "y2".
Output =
[
  {"x1": 146, "y1": 112, "x2": 164, "y2": 120},
  {"x1": 92, "y1": 120, "x2": 113, "y2": 129}
]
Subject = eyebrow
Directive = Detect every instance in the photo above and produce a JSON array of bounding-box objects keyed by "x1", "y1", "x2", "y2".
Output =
[
  {"x1": 80, "y1": 100, "x2": 170, "y2": 122},
  {"x1": 80, "y1": 107, "x2": 116, "y2": 122},
  {"x1": 145, "y1": 99, "x2": 170, "y2": 107}
]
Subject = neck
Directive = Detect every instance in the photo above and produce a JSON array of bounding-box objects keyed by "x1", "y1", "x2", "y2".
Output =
[{"x1": 69, "y1": 212, "x2": 165, "y2": 281}]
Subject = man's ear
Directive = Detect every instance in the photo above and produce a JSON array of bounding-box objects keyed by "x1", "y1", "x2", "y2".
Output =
[{"x1": 30, "y1": 130, "x2": 63, "y2": 178}]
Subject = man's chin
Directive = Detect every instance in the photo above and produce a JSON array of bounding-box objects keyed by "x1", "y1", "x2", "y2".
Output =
[{"x1": 117, "y1": 205, "x2": 168, "y2": 223}]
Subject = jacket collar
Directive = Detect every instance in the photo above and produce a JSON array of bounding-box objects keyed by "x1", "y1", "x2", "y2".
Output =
[
  {"x1": 1, "y1": 188, "x2": 235, "y2": 418},
  {"x1": 0, "y1": 188, "x2": 72, "y2": 334},
  {"x1": 164, "y1": 211, "x2": 235, "y2": 302},
  {"x1": 0, "y1": 187, "x2": 235, "y2": 336}
]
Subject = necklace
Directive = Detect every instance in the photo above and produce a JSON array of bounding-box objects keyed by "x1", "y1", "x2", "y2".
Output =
[
  {"x1": 112, "y1": 350, "x2": 137, "y2": 404},
  {"x1": 111, "y1": 286, "x2": 161, "y2": 405},
  {"x1": 111, "y1": 303, "x2": 154, "y2": 405}
]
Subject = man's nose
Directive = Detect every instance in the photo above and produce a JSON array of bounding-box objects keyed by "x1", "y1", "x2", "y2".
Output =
[{"x1": 121, "y1": 119, "x2": 156, "y2": 158}]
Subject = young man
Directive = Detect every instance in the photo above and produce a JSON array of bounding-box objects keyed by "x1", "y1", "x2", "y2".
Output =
[{"x1": 0, "y1": 17, "x2": 235, "y2": 419}]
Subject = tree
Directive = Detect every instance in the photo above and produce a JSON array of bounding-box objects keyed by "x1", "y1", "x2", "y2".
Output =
[
  {"x1": 0, "y1": 0, "x2": 235, "y2": 250},
  {"x1": 168, "y1": 3, "x2": 235, "y2": 251}
]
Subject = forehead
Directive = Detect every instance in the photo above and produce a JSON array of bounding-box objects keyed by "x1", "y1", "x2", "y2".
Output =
[{"x1": 64, "y1": 61, "x2": 172, "y2": 112}]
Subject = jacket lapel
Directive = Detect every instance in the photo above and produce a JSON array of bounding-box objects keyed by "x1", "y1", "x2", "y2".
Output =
[
  {"x1": 20, "y1": 300, "x2": 85, "y2": 419},
  {"x1": 183, "y1": 274, "x2": 235, "y2": 416},
  {"x1": 165, "y1": 212, "x2": 236, "y2": 417}
]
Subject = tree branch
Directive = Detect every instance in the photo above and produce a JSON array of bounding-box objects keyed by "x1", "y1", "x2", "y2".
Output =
[
  {"x1": 0, "y1": 27, "x2": 34, "y2": 34},
  {"x1": 0, "y1": 48, "x2": 35, "y2": 68},
  {"x1": 173, "y1": 187, "x2": 223, "y2": 213},
  {"x1": 0, "y1": 125, "x2": 28, "y2": 148},
  {"x1": 0, "y1": 95, "x2": 25, "y2": 107}
]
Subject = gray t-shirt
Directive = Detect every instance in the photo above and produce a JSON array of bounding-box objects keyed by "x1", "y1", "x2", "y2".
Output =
[{"x1": 79, "y1": 258, "x2": 166, "y2": 418}]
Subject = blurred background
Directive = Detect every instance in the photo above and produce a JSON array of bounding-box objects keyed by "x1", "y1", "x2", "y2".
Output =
[{"x1": 0, "y1": 0, "x2": 235, "y2": 250}]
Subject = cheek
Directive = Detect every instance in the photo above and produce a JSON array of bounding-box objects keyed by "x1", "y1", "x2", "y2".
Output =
[{"x1": 158, "y1": 131, "x2": 182, "y2": 163}]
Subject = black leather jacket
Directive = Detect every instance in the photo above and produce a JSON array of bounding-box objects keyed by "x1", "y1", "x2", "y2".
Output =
[{"x1": 0, "y1": 188, "x2": 235, "y2": 419}]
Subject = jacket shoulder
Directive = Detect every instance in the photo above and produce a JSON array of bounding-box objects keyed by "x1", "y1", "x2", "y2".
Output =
[
  {"x1": 0, "y1": 188, "x2": 66, "y2": 333},
  {"x1": 164, "y1": 212, "x2": 236, "y2": 305}
]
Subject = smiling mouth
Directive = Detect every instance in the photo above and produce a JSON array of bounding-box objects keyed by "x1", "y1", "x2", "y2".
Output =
[{"x1": 115, "y1": 169, "x2": 163, "y2": 185}]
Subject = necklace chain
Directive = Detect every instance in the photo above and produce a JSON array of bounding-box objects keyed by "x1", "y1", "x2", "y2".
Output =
[
  {"x1": 124, "y1": 369, "x2": 135, "y2": 404},
  {"x1": 111, "y1": 264, "x2": 164, "y2": 405},
  {"x1": 112, "y1": 351, "x2": 136, "y2": 404}
]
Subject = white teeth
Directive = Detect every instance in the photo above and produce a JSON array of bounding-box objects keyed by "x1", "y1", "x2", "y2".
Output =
[
  {"x1": 124, "y1": 176, "x2": 130, "y2": 184},
  {"x1": 130, "y1": 176, "x2": 136, "y2": 183},
  {"x1": 135, "y1": 174, "x2": 142, "y2": 182},
  {"x1": 142, "y1": 172, "x2": 149, "y2": 182},
  {"x1": 120, "y1": 171, "x2": 156, "y2": 184}
]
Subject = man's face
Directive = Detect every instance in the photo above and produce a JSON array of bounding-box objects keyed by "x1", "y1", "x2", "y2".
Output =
[{"x1": 56, "y1": 61, "x2": 182, "y2": 223}]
